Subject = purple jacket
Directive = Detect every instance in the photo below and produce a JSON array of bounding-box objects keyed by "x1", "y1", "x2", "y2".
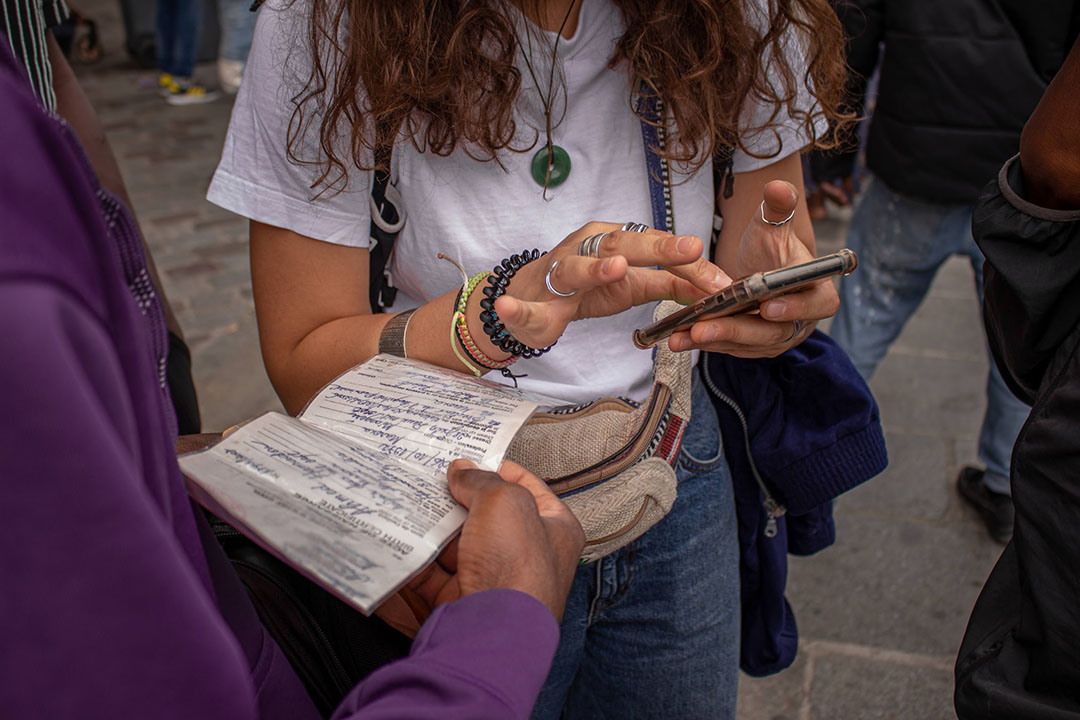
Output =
[{"x1": 0, "y1": 38, "x2": 557, "y2": 720}]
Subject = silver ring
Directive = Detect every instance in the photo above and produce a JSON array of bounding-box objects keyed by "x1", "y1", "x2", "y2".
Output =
[
  {"x1": 784, "y1": 319, "x2": 804, "y2": 343},
  {"x1": 545, "y1": 260, "x2": 576, "y2": 297},
  {"x1": 760, "y1": 200, "x2": 796, "y2": 227},
  {"x1": 578, "y1": 232, "x2": 608, "y2": 259},
  {"x1": 621, "y1": 222, "x2": 650, "y2": 233}
]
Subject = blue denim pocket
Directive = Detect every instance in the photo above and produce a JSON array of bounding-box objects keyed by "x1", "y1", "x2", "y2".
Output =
[{"x1": 678, "y1": 370, "x2": 724, "y2": 473}]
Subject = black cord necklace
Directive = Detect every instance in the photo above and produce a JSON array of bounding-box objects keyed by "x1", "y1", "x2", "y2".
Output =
[{"x1": 519, "y1": 0, "x2": 578, "y2": 192}]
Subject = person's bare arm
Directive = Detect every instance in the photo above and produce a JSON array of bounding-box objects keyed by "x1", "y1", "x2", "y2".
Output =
[
  {"x1": 1019, "y1": 36, "x2": 1080, "y2": 210},
  {"x1": 249, "y1": 220, "x2": 449, "y2": 414},
  {"x1": 46, "y1": 32, "x2": 184, "y2": 339},
  {"x1": 251, "y1": 215, "x2": 723, "y2": 415}
]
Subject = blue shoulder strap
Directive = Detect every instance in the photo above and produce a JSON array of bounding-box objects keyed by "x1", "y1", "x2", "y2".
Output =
[
  {"x1": 636, "y1": 81, "x2": 736, "y2": 236},
  {"x1": 635, "y1": 85, "x2": 673, "y2": 233}
]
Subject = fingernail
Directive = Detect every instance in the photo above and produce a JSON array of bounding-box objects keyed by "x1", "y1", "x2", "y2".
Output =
[
  {"x1": 700, "y1": 326, "x2": 717, "y2": 343},
  {"x1": 676, "y1": 236, "x2": 693, "y2": 254},
  {"x1": 450, "y1": 458, "x2": 477, "y2": 471},
  {"x1": 713, "y1": 270, "x2": 731, "y2": 290},
  {"x1": 602, "y1": 257, "x2": 614, "y2": 274},
  {"x1": 763, "y1": 300, "x2": 786, "y2": 319}
]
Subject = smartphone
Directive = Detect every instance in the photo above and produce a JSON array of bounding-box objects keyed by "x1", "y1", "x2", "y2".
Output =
[{"x1": 632, "y1": 248, "x2": 858, "y2": 349}]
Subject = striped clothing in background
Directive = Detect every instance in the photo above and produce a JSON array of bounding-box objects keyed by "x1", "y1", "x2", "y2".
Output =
[{"x1": 1, "y1": 0, "x2": 69, "y2": 111}]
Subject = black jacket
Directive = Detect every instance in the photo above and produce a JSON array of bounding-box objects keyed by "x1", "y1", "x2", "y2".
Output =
[
  {"x1": 954, "y1": 156, "x2": 1080, "y2": 718},
  {"x1": 814, "y1": 1, "x2": 1079, "y2": 204}
]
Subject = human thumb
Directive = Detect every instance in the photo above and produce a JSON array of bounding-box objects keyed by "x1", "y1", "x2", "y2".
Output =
[
  {"x1": 760, "y1": 180, "x2": 799, "y2": 226},
  {"x1": 446, "y1": 459, "x2": 504, "y2": 510}
]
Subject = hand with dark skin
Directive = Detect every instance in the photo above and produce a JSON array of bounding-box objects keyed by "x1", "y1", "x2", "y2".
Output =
[
  {"x1": 407, "y1": 460, "x2": 585, "y2": 621},
  {"x1": 1019, "y1": 36, "x2": 1080, "y2": 210}
]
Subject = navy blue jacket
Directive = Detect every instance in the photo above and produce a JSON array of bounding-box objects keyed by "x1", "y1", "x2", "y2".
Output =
[{"x1": 703, "y1": 331, "x2": 888, "y2": 676}]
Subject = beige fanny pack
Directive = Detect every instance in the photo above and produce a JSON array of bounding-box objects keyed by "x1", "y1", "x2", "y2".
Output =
[
  {"x1": 377, "y1": 301, "x2": 692, "y2": 637},
  {"x1": 507, "y1": 300, "x2": 691, "y2": 563}
]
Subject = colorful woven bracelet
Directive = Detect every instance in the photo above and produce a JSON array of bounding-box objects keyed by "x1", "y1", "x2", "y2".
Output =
[
  {"x1": 458, "y1": 272, "x2": 492, "y2": 314},
  {"x1": 444, "y1": 274, "x2": 486, "y2": 376},
  {"x1": 449, "y1": 315, "x2": 483, "y2": 377},
  {"x1": 457, "y1": 314, "x2": 517, "y2": 369}
]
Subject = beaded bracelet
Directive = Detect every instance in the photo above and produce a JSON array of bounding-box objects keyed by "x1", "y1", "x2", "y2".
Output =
[{"x1": 478, "y1": 249, "x2": 555, "y2": 359}]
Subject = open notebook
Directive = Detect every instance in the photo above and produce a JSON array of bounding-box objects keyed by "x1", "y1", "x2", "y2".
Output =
[{"x1": 179, "y1": 354, "x2": 566, "y2": 614}]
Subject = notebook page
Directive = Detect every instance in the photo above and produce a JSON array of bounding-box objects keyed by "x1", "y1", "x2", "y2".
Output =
[
  {"x1": 298, "y1": 354, "x2": 555, "y2": 473},
  {"x1": 180, "y1": 412, "x2": 466, "y2": 614}
]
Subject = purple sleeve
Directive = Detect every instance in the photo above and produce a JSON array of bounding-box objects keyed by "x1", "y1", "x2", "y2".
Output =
[
  {"x1": 0, "y1": 284, "x2": 265, "y2": 720},
  {"x1": 0, "y1": 55, "x2": 265, "y2": 716},
  {"x1": 332, "y1": 590, "x2": 560, "y2": 720}
]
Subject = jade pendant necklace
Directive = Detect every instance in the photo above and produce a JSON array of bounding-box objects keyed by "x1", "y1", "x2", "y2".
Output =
[{"x1": 520, "y1": 0, "x2": 578, "y2": 191}]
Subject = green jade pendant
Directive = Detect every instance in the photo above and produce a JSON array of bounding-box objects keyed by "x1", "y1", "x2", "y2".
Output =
[{"x1": 531, "y1": 145, "x2": 571, "y2": 187}]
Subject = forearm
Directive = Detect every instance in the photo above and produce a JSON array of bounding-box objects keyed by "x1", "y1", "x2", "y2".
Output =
[
  {"x1": 252, "y1": 221, "x2": 523, "y2": 414},
  {"x1": 1019, "y1": 36, "x2": 1080, "y2": 210},
  {"x1": 333, "y1": 591, "x2": 559, "y2": 720},
  {"x1": 268, "y1": 289, "x2": 503, "y2": 415},
  {"x1": 254, "y1": 214, "x2": 713, "y2": 412},
  {"x1": 47, "y1": 32, "x2": 185, "y2": 338}
]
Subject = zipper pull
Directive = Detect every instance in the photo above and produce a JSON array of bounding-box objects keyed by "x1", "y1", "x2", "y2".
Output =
[{"x1": 763, "y1": 497, "x2": 782, "y2": 538}]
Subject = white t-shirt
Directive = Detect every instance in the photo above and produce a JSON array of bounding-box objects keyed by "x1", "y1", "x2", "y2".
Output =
[{"x1": 208, "y1": 0, "x2": 822, "y2": 403}]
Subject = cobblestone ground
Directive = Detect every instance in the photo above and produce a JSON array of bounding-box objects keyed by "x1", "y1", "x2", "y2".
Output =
[
  {"x1": 72, "y1": 2, "x2": 1005, "y2": 717},
  {"x1": 74, "y1": 0, "x2": 282, "y2": 432}
]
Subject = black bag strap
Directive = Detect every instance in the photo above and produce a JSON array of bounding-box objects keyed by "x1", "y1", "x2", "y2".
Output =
[
  {"x1": 368, "y1": 125, "x2": 404, "y2": 313},
  {"x1": 714, "y1": 143, "x2": 735, "y2": 201}
]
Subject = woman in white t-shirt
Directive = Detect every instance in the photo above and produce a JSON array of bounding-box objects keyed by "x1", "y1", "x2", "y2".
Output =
[{"x1": 209, "y1": 1, "x2": 850, "y2": 716}]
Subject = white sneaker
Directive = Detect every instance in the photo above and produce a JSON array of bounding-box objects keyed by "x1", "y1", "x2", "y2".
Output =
[{"x1": 217, "y1": 59, "x2": 245, "y2": 95}]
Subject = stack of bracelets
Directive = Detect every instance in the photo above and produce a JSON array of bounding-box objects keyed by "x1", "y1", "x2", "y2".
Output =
[{"x1": 450, "y1": 248, "x2": 555, "y2": 382}]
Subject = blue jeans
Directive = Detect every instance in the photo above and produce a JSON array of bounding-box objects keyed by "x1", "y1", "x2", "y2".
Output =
[
  {"x1": 156, "y1": 0, "x2": 203, "y2": 78},
  {"x1": 218, "y1": 0, "x2": 257, "y2": 62},
  {"x1": 829, "y1": 177, "x2": 1029, "y2": 495},
  {"x1": 531, "y1": 371, "x2": 740, "y2": 719}
]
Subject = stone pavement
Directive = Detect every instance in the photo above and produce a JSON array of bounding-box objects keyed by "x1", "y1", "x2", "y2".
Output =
[
  {"x1": 71, "y1": 3, "x2": 1006, "y2": 717},
  {"x1": 736, "y1": 217, "x2": 1003, "y2": 720},
  {"x1": 74, "y1": 0, "x2": 284, "y2": 433}
]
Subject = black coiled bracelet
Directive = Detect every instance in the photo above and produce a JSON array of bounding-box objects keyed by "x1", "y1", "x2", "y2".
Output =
[{"x1": 478, "y1": 249, "x2": 556, "y2": 359}]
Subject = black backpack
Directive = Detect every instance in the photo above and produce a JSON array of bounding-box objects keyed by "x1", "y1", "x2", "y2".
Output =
[{"x1": 208, "y1": 514, "x2": 411, "y2": 718}]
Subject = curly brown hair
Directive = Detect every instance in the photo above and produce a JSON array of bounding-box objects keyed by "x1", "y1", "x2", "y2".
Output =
[{"x1": 287, "y1": 0, "x2": 851, "y2": 192}]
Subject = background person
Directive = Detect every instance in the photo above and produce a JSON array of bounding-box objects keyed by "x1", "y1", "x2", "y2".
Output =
[
  {"x1": 217, "y1": 0, "x2": 256, "y2": 93},
  {"x1": 156, "y1": 0, "x2": 217, "y2": 104},
  {"x1": 815, "y1": 0, "x2": 1078, "y2": 543},
  {"x1": 207, "y1": 1, "x2": 851, "y2": 716}
]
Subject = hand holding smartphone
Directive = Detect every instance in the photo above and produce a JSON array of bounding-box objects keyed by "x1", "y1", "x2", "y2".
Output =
[{"x1": 633, "y1": 249, "x2": 858, "y2": 349}]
